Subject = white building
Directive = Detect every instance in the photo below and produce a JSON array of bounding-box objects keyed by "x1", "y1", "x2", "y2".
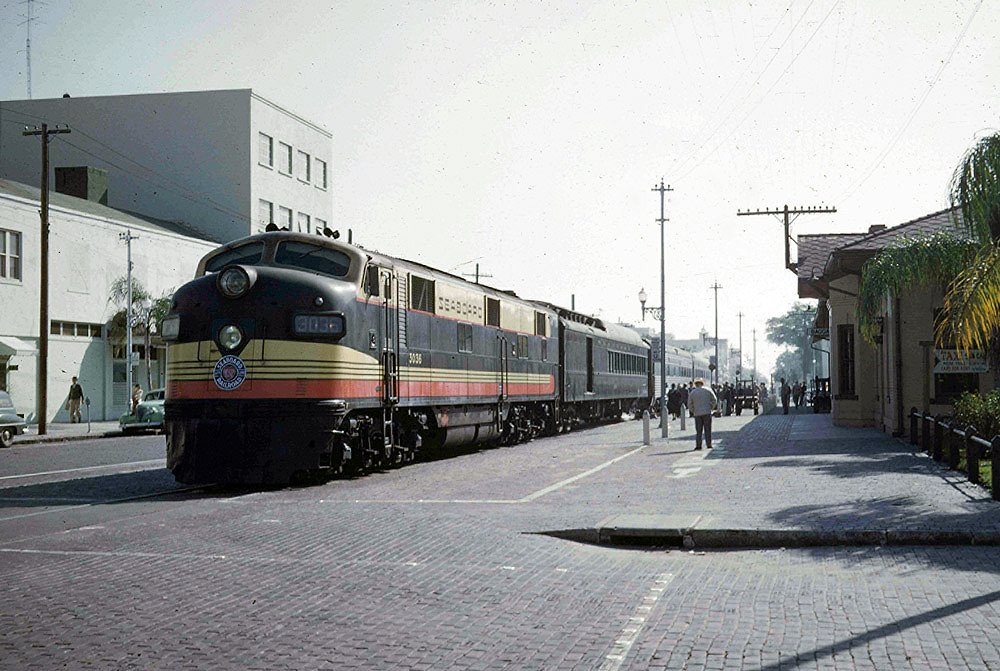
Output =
[
  {"x1": 0, "y1": 89, "x2": 333, "y2": 244},
  {"x1": 0, "y1": 178, "x2": 217, "y2": 422}
]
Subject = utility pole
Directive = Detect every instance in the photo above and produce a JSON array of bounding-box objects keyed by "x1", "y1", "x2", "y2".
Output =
[
  {"x1": 736, "y1": 204, "x2": 837, "y2": 273},
  {"x1": 21, "y1": 0, "x2": 35, "y2": 98},
  {"x1": 736, "y1": 311, "x2": 744, "y2": 382},
  {"x1": 653, "y1": 179, "x2": 673, "y2": 436},
  {"x1": 120, "y1": 230, "x2": 138, "y2": 409},
  {"x1": 753, "y1": 328, "x2": 757, "y2": 385},
  {"x1": 711, "y1": 282, "x2": 722, "y2": 385},
  {"x1": 24, "y1": 123, "x2": 70, "y2": 435},
  {"x1": 462, "y1": 263, "x2": 492, "y2": 284}
]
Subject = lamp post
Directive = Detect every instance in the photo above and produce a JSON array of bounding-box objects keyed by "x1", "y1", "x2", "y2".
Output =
[{"x1": 638, "y1": 288, "x2": 667, "y2": 436}]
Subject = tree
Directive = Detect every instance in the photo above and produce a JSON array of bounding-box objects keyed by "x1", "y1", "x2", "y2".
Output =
[
  {"x1": 766, "y1": 301, "x2": 818, "y2": 382},
  {"x1": 857, "y1": 133, "x2": 1000, "y2": 352},
  {"x1": 108, "y1": 276, "x2": 173, "y2": 390}
]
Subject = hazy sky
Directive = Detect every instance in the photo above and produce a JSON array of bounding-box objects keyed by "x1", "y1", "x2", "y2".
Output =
[{"x1": 1, "y1": 0, "x2": 997, "y2": 374}]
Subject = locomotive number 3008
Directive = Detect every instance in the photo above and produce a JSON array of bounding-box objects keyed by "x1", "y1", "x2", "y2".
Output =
[{"x1": 408, "y1": 352, "x2": 423, "y2": 365}]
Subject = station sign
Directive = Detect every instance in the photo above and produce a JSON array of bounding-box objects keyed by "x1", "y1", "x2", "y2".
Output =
[
  {"x1": 809, "y1": 327, "x2": 830, "y2": 338},
  {"x1": 933, "y1": 349, "x2": 988, "y2": 374}
]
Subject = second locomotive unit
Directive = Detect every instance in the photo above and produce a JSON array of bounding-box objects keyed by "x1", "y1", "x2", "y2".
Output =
[{"x1": 162, "y1": 230, "x2": 652, "y2": 484}]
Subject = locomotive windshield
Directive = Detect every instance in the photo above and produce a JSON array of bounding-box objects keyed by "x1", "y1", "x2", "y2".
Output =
[
  {"x1": 204, "y1": 242, "x2": 265, "y2": 272},
  {"x1": 274, "y1": 241, "x2": 352, "y2": 277}
]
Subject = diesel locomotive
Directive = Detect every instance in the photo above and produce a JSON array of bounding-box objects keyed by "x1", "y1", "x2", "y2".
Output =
[{"x1": 162, "y1": 230, "x2": 653, "y2": 484}]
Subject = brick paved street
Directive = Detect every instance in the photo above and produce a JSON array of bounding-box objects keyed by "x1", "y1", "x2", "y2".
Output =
[{"x1": 3, "y1": 412, "x2": 1000, "y2": 669}]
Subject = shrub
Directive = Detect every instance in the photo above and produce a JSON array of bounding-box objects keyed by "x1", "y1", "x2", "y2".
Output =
[{"x1": 953, "y1": 389, "x2": 1000, "y2": 440}]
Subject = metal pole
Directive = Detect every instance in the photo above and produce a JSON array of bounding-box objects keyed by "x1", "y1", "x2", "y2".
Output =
[
  {"x1": 653, "y1": 180, "x2": 672, "y2": 438},
  {"x1": 711, "y1": 283, "x2": 722, "y2": 385}
]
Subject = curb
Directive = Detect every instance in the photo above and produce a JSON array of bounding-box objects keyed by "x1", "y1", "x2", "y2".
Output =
[
  {"x1": 11, "y1": 430, "x2": 125, "y2": 446},
  {"x1": 539, "y1": 527, "x2": 1000, "y2": 549}
]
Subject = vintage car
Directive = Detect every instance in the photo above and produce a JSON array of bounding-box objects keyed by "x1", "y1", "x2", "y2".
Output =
[
  {"x1": 0, "y1": 391, "x2": 28, "y2": 448},
  {"x1": 119, "y1": 388, "x2": 166, "y2": 434}
]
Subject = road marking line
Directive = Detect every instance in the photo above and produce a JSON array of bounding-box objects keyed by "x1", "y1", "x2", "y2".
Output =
[
  {"x1": 0, "y1": 459, "x2": 166, "y2": 481},
  {"x1": 519, "y1": 445, "x2": 646, "y2": 502},
  {"x1": 598, "y1": 572, "x2": 675, "y2": 671}
]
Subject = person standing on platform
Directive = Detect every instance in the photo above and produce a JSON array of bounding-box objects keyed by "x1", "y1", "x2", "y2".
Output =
[
  {"x1": 780, "y1": 378, "x2": 791, "y2": 415},
  {"x1": 688, "y1": 378, "x2": 718, "y2": 450},
  {"x1": 67, "y1": 376, "x2": 84, "y2": 423}
]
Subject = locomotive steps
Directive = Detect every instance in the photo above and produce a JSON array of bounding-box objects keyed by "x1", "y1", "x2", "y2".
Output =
[{"x1": 540, "y1": 514, "x2": 1000, "y2": 549}]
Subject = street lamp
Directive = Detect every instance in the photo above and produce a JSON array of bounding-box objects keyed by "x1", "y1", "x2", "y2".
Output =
[{"x1": 638, "y1": 288, "x2": 662, "y2": 321}]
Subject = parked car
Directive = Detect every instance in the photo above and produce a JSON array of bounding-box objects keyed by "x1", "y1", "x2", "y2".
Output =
[
  {"x1": 0, "y1": 391, "x2": 28, "y2": 448},
  {"x1": 119, "y1": 388, "x2": 166, "y2": 434}
]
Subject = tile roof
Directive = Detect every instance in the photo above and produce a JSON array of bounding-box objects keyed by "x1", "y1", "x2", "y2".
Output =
[
  {"x1": 834, "y1": 207, "x2": 967, "y2": 252},
  {"x1": 796, "y1": 233, "x2": 866, "y2": 281}
]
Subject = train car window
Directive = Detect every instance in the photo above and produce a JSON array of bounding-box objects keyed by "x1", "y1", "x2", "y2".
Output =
[
  {"x1": 517, "y1": 334, "x2": 529, "y2": 358},
  {"x1": 204, "y1": 242, "x2": 265, "y2": 273},
  {"x1": 485, "y1": 297, "x2": 500, "y2": 327},
  {"x1": 458, "y1": 323, "x2": 474, "y2": 352},
  {"x1": 274, "y1": 241, "x2": 351, "y2": 277},
  {"x1": 411, "y1": 276, "x2": 435, "y2": 313},
  {"x1": 534, "y1": 311, "x2": 546, "y2": 336}
]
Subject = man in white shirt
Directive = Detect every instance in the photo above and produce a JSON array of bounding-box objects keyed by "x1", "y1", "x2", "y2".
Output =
[{"x1": 688, "y1": 378, "x2": 718, "y2": 450}]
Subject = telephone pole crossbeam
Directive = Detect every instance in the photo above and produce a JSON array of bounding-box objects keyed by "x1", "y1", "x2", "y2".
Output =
[
  {"x1": 23, "y1": 123, "x2": 71, "y2": 434},
  {"x1": 737, "y1": 204, "x2": 837, "y2": 273}
]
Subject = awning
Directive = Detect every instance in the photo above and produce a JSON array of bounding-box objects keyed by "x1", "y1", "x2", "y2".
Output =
[{"x1": 0, "y1": 336, "x2": 37, "y2": 356}]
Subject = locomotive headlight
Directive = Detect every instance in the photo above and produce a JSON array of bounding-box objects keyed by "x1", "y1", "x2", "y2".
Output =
[
  {"x1": 218, "y1": 266, "x2": 251, "y2": 298},
  {"x1": 161, "y1": 315, "x2": 180, "y2": 341},
  {"x1": 219, "y1": 324, "x2": 243, "y2": 350}
]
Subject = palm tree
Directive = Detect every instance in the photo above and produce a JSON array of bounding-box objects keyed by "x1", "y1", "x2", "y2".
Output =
[
  {"x1": 108, "y1": 277, "x2": 173, "y2": 390},
  {"x1": 857, "y1": 133, "x2": 1000, "y2": 352}
]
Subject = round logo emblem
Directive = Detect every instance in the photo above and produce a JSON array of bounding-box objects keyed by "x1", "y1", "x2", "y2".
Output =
[{"x1": 213, "y1": 355, "x2": 247, "y2": 390}]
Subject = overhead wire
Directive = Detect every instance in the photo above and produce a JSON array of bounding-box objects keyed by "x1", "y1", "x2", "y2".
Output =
[{"x1": 835, "y1": 0, "x2": 985, "y2": 204}]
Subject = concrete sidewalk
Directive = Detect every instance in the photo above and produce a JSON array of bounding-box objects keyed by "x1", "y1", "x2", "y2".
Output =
[
  {"x1": 9, "y1": 419, "x2": 124, "y2": 445},
  {"x1": 544, "y1": 409, "x2": 1000, "y2": 548}
]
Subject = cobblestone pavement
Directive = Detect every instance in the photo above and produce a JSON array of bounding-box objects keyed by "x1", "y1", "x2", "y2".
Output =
[{"x1": 3, "y1": 413, "x2": 1000, "y2": 669}]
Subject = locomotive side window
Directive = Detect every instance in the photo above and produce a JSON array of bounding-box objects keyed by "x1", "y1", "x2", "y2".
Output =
[
  {"x1": 485, "y1": 298, "x2": 500, "y2": 327},
  {"x1": 274, "y1": 241, "x2": 351, "y2": 277},
  {"x1": 411, "y1": 276, "x2": 435, "y2": 313},
  {"x1": 204, "y1": 242, "x2": 265, "y2": 273},
  {"x1": 517, "y1": 334, "x2": 529, "y2": 358},
  {"x1": 457, "y1": 323, "x2": 474, "y2": 352},
  {"x1": 541, "y1": 338, "x2": 547, "y2": 361},
  {"x1": 534, "y1": 311, "x2": 546, "y2": 336}
]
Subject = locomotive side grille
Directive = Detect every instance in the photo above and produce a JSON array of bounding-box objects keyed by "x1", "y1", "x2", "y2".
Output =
[{"x1": 397, "y1": 274, "x2": 408, "y2": 349}]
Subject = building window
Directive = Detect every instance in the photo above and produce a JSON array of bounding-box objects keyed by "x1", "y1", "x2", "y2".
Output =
[
  {"x1": 297, "y1": 150, "x2": 310, "y2": 182},
  {"x1": 410, "y1": 276, "x2": 435, "y2": 313},
  {"x1": 837, "y1": 324, "x2": 856, "y2": 397},
  {"x1": 258, "y1": 199, "x2": 273, "y2": 229},
  {"x1": 298, "y1": 212, "x2": 311, "y2": 233},
  {"x1": 279, "y1": 142, "x2": 292, "y2": 174},
  {"x1": 51, "y1": 321, "x2": 103, "y2": 338},
  {"x1": 458, "y1": 323, "x2": 474, "y2": 352},
  {"x1": 258, "y1": 132, "x2": 273, "y2": 167},
  {"x1": 315, "y1": 159, "x2": 327, "y2": 189},
  {"x1": 314, "y1": 218, "x2": 327, "y2": 235},
  {"x1": 278, "y1": 206, "x2": 293, "y2": 229},
  {"x1": 0, "y1": 229, "x2": 22, "y2": 280}
]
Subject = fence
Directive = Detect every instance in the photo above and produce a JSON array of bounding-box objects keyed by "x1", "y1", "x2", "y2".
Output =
[{"x1": 909, "y1": 407, "x2": 1000, "y2": 500}]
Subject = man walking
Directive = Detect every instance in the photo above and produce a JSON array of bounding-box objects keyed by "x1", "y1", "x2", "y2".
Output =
[
  {"x1": 688, "y1": 378, "x2": 718, "y2": 450},
  {"x1": 780, "y1": 378, "x2": 791, "y2": 415},
  {"x1": 67, "y1": 376, "x2": 84, "y2": 423}
]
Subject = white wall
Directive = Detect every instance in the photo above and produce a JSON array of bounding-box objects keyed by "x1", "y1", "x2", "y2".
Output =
[
  {"x1": 0, "y1": 90, "x2": 254, "y2": 243},
  {"x1": 0, "y1": 188, "x2": 216, "y2": 422}
]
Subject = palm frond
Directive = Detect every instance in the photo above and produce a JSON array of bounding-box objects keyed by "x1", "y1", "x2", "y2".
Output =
[
  {"x1": 950, "y1": 133, "x2": 1000, "y2": 242},
  {"x1": 856, "y1": 233, "x2": 979, "y2": 344},
  {"x1": 937, "y1": 244, "x2": 1000, "y2": 352}
]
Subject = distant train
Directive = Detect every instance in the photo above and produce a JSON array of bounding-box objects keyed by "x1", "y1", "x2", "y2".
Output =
[{"x1": 161, "y1": 230, "x2": 661, "y2": 484}]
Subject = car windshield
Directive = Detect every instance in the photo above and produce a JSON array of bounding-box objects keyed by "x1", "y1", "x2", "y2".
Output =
[
  {"x1": 204, "y1": 242, "x2": 265, "y2": 273},
  {"x1": 0, "y1": 393, "x2": 12, "y2": 409},
  {"x1": 144, "y1": 390, "x2": 165, "y2": 401},
  {"x1": 274, "y1": 241, "x2": 351, "y2": 277}
]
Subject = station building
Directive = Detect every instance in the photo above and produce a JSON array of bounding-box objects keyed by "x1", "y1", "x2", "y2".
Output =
[
  {"x1": 796, "y1": 208, "x2": 993, "y2": 434},
  {"x1": 0, "y1": 177, "x2": 217, "y2": 423},
  {"x1": 0, "y1": 89, "x2": 333, "y2": 243}
]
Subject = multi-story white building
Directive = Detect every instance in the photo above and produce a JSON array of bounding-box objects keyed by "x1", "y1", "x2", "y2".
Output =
[
  {"x1": 0, "y1": 178, "x2": 217, "y2": 422},
  {"x1": 0, "y1": 89, "x2": 333, "y2": 243}
]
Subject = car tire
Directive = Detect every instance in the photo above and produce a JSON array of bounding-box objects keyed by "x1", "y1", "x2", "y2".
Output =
[{"x1": 0, "y1": 427, "x2": 12, "y2": 449}]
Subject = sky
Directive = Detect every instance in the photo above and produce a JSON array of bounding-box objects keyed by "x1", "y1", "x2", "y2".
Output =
[{"x1": 1, "y1": 0, "x2": 997, "y2": 375}]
